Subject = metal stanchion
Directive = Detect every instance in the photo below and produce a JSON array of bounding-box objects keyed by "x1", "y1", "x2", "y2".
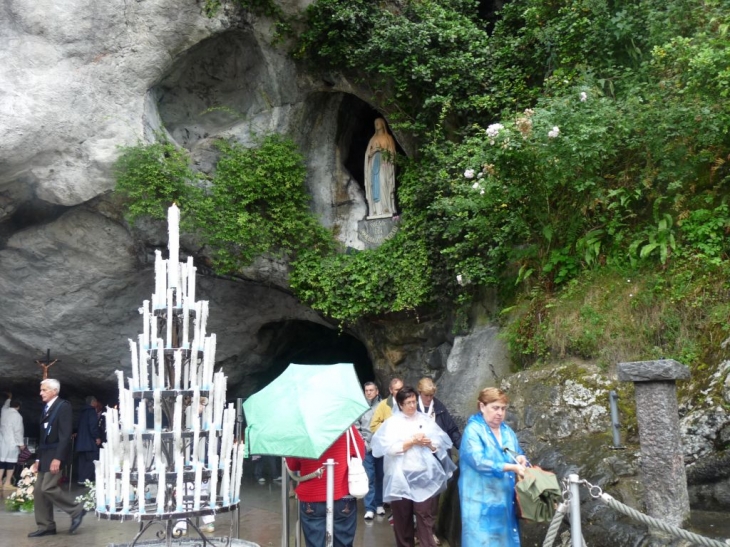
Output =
[
  {"x1": 325, "y1": 459, "x2": 335, "y2": 547},
  {"x1": 282, "y1": 458, "x2": 290, "y2": 547},
  {"x1": 568, "y1": 474, "x2": 583, "y2": 547},
  {"x1": 608, "y1": 390, "x2": 625, "y2": 449}
]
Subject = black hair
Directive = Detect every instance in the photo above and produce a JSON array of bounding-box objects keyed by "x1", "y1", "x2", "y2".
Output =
[{"x1": 395, "y1": 386, "x2": 418, "y2": 409}]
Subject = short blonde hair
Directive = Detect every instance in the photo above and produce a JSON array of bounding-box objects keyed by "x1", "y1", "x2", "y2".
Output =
[
  {"x1": 417, "y1": 377, "x2": 437, "y2": 396},
  {"x1": 477, "y1": 387, "x2": 509, "y2": 410}
]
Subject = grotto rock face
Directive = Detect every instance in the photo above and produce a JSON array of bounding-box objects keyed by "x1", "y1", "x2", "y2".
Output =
[{"x1": 0, "y1": 0, "x2": 400, "y2": 403}]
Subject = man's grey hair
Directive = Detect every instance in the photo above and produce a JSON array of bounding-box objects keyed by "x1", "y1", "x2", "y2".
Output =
[
  {"x1": 85, "y1": 396, "x2": 97, "y2": 406},
  {"x1": 363, "y1": 381, "x2": 377, "y2": 389},
  {"x1": 41, "y1": 378, "x2": 61, "y2": 392}
]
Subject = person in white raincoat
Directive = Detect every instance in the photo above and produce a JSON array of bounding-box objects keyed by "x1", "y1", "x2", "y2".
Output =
[
  {"x1": 372, "y1": 386, "x2": 456, "y2": 547},
  {"x1": 0, "y1": 393, "x2": 25, "y2": 489}
]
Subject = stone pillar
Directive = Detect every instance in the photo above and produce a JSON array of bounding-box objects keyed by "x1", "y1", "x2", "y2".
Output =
[{"x1": 618, "y1": 359, "x2": 690, "y2": 529}]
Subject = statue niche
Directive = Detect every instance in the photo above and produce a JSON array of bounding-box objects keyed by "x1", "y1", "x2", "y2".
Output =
[{"x1": 364, "y1": 118, "x2": 397, "y2": 219}]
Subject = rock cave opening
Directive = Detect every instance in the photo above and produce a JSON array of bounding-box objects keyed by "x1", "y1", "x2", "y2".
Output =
[{"x1": 249, "y1": 319, "x2": 374, "y2": 395}]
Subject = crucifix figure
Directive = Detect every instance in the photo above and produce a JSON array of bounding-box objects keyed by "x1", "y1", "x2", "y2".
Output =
[{"x1": 35, "y1": 348, "x2": 61, "y2": 380}]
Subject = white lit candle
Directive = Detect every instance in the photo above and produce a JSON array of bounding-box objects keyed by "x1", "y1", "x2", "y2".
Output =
[
  {"x1": 193, "y1": 461, "x2": 202, "y2": 510},
  {"x1": 121, "y1": 458, "x2": 131, "y2": 513},
  {"x1": 156, "y1": 462, "x2": 166, "y2": 514},
  {"x1": 175, "y1": 453, "x2": 184, "y2": 512},
  {"x1": 220, "y1": 457, "x2": 230, "y2": 506},
  {"x1": 138, "y1": 335, "x2": 148, "y2": 390},
  {"x1": 166, "y1": 288, "x2": 173, "y2": 348},
  {"x1": 208, "y1": 453, "x2": 218, "y2": 509},
  {"x1": 137, "y1": 452, "x2": 146, "y2": 514},
  {"x1": 95, "y1": 458, "x2": 105, "y2": 512},
  {"x1": 153, "y1": 390, "x2": 161, "y2": 432},
  {"x1": 153, "y1": 250, "x2": 164, "y2": 309},
  {"x1": 142, "y1": 299, "x2": 150, "y2": 349},
  {"x1": 168, "y1": 204, "x2": 180, "y2": 289},
  {"x1": 173, "y1": 394, "x2": 182, "y2": 452},
  {"x1": 129, "y1": 339, "x2": 139, "y2": 390},
  {"x1": 157, "y1": 338, "x2": 165, "y2": 389},
  {"x1": 137, "y1": 400, "x2": 146, "y2": 431}
]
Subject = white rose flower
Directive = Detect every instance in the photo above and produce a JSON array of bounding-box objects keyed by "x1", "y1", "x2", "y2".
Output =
[
  {"x1": 548, "y1": 126, "x2": 560, "y2": 138},
  {"x1": 486, "y1": 123, "x2": 504, "y2": 138},
  {"x1": 580, "y1": 91, "x2": 587, "y2": 102},
  {"x1": 464, "y1": 168, "x2": 475, "y2": 179}
]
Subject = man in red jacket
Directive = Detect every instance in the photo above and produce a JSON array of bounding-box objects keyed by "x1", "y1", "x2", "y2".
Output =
[{"x1": 286, "y1": 426, "x2": 365, "y2": 547}]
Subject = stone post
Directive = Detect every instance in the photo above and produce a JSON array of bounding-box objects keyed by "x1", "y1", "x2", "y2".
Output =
[{"x1": 618, "y1": 359, "x2": 690, "y2": 529}]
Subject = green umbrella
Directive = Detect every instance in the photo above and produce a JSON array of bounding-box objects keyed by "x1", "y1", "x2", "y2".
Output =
[{"x1": 243, "y1": 363, "x2": 369, "y2": 459}]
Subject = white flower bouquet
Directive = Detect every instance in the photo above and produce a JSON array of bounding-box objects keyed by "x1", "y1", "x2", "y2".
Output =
[
  {"x1": 5, "y1": 467, "x2": 36, "y2": 512},
  {"x1": 74, "y1": 479, "x2": 96, "y2": 511}
]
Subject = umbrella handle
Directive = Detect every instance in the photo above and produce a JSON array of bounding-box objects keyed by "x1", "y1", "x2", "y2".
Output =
[{"x1": 503, "y1": 446, "x2": 532, "y2": 467}]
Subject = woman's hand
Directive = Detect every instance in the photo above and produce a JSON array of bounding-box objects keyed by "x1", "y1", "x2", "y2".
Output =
[
  {"x1": 504, "y1": 463, "x2": 526, "y2": 477},
  {"x1": 516, "y1": 455, "x2": 528, "y2": 466}
]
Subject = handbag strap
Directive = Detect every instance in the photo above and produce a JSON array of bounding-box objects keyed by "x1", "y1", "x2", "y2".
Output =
[{"x1": 347, "y1": 426, "x2": 362, "y2": 460}]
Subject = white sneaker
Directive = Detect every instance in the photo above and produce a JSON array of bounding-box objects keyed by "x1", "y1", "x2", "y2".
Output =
[
  {"x1": 363, "y1": 510, "x2": 375, "y2": 520},
  {"x1": 257, "y1": 477, "x2": 266, "y2": 484},
  {"x1": 376, "y1": 506, "x2": 386, "y2": 515}
]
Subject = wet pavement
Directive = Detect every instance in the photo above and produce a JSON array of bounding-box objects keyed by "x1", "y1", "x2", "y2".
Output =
[{"x1": 0, "y1": 477, "x2": 416, "y2": 547}]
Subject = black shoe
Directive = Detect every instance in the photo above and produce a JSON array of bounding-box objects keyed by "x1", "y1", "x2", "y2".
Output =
[
  {"x1": 28, "y1": 529, "x2": 57, "y2": 537},
  {"x1": 70, "y1": 509, "x2": 87, "y2": 534}
]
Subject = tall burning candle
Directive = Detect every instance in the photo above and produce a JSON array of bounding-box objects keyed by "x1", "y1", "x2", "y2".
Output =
[
  {"x1": 183, "y1": 352, "x2": 190, "y2": 390},
  {"x1": 153, "y1": 390, "x2": 161, "y2": 432},
  {"x1": 107, "y1": 447, "x2": 117, "y2": 512},
  {"x1": 142, "y1": 299, "x2": 150, "y2": 349},
  {"x1": 208, "y1": 453, "x2": 218, "y2": 509},
  {"x1": 179, "y1": 265, "x2": 186, "y2": 308},
  {"x1": 173, "y1": 350, "x2": 181, "y2": 390},
  {"x1": 175, "y1": 453, "x2": 184, "y2": 511},
  {"x1": 153, "y1": 250, "x2": 164, "y2": 309},
  {"x1": 200, "y1": 301, "x2": 209, "y2": 342},
  {"x1": 156, "y1": 462, "x2": 166, "y2": 514},
  {"x1": 95, "y1": 458, "x2": 105, "y2": 511},
  {"x1": 220, "y1": 457, "x2": 230, "y2": 505},
  {"x1": 156, "y1": 338, "x2": 165, "y2": 388},
  {"x1": 235, "y1": 443, "x2": 246, "y2": 502},
  {"x1": 173, "y1": 394, "x2": 183, "y2": 451},
  {"x1": 153, "y1": 430, "x2": 161, "y2": 472},
  {"x1": 191, "y1": 388, "x2": 200, "y2": 463},
  {"x1": 138, "y1": 335, "x2": 148, "y2": 390},
  {"x1": 137, "y1": 453, "x2": 146, "y2": 514},
  {"x1": 121, "y1": 458, "x2": 131, "y2": 513},
  {"x1": 129, "y1": 339, "x2": 139, "y2": 390},
  {"x1": 187, "y1": 256, "x2": 196, "y2": 305},
  {"x1": 168, "y1": 203, "x2": 180, "y2": 289},
  {"x1": 193, "y1": 462, "x2": 202, "y2": 510},
  {"x1": 230, "y1": 444, "x2": 241, "y2": 504},
  {"x1": 166, "y1": 288, "x2": 173, "y2": 348},
  {"x1": 137, "y1": 400, "x2": 146, "y2": 431}
]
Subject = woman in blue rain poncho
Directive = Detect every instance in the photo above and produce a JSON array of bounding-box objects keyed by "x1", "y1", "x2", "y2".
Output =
[
  {"x1": 372, "y1": 386, "x2": 456, "y2": 547},
  {"x1": 459, "y1": 387, "x2": 527, "y2": 547}
]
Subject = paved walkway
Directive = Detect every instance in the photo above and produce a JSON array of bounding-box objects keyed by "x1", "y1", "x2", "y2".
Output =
[{"x1": 0, "y1": 477, "x2": 410, "y2": 547}]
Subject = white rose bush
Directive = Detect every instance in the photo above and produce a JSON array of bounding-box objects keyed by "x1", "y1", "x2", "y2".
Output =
[{"x1": 5, "y1": 467, "x2": 36, "y2": 512}]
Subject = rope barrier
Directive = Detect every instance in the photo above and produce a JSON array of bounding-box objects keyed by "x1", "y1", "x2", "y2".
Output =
[
  {"x1": 599, "y1": 493, "x2": 729, "y2": 547},
  {"x1": 541, "y1": 502, "x2": 567, "y2": 547},
  {"x1": 543, "y1": 475, "x2": 729, "y2": 547}
]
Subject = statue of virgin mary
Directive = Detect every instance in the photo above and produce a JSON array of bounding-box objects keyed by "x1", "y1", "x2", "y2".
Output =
[{"x1": 364, "y1": 118, "x2": 397, "y2": 218}]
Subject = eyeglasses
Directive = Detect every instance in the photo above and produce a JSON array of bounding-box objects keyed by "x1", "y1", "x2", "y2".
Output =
[{"x1": 402, "y1": 400, "x2": 418, "y2": 406}]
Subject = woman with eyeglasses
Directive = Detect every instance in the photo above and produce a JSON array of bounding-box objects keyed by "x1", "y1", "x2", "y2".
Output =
[
  {"x1": 459, "y1": 387, "x2": 527, "y2": 547},
  {"x1": 371, "y1": 386, "x2": 456, "y2": 547}
]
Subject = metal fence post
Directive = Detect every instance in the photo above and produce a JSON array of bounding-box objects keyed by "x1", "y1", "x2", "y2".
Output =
[
  {"x1": 569, "y1": 474, "x2": 583, "y2": 547},
  {"x1": 325, "y1": 459, "x2": 335, "y2": 547},
  {"x1": 609, "y1": 390, "x2": 625, "y2": 449}
]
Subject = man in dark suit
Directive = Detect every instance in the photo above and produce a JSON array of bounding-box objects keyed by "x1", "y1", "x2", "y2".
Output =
[{"x1": 28, "y1": 379, "x2": 86, "y2": 537}]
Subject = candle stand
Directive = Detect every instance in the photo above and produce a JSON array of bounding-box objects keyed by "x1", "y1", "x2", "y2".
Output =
[{"x1": 95, "y1": 204, "x2": 257, "y2": 547}]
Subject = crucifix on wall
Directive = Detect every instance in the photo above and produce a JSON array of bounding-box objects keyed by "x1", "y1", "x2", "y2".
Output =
[{"x1": 35, "y1": 348, "x2": 61, "y2": 380}]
